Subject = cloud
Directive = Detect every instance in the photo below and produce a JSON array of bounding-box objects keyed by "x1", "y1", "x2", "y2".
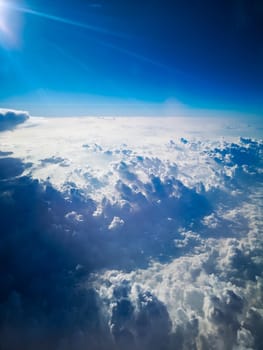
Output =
[
  {"x1": 0, "y1": 151, "x2": 13, "y2": 157},
  {"x1": 108, "y1": 216, "x2": 124, "y2": 230},
  {"x1": 0, "y1": 157, "x2": 31, "y2": 179},
  {"x1": 0, "y1": 108, "x2": 29, "y2": 131},
  {"x1": 0, "y1": 170, "x2": 106, "y2": 350},
  {"x1": 0, "y1": 118, "x2": 262, "y2": 349}
]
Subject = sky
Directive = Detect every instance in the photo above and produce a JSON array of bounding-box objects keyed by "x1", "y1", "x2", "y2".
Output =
[{"x1": 0, "y1": 0, "x2": 262, "y2": 116}]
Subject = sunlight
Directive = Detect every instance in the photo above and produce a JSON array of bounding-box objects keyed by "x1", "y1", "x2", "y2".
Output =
[
  {"x1": 0, "y1": 0, "x2": 8, "y2": 33},
  {"x1": 0, "y1": 0, "x2": 19, "y2": 47},
  {"x1": 0, "y1": 0, "x2": 12, "y2": 43}
]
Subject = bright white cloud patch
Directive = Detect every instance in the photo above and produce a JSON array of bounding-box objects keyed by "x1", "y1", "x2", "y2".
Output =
[
  {"x1": 108, "y1": 216, "x2": 124, "y2": 230},
  {"x1": 0, "y1": 116, "x2": 262, "y2": 349}
]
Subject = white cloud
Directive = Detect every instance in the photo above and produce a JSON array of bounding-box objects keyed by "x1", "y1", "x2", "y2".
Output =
[
  {"x1": 0, "y1": 116, "x2": 262, "y2": 349},
  {"x1": 65, "y1": 211, "x2": 84, "y2": 222},
  {"x1": 108, "y1": 216, "x2": 124, "y2": 230}
]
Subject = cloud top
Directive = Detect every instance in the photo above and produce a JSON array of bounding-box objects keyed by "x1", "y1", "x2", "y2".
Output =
[
  {"x1": 0, "y1": 117, "x2": 262, "y2": 349},
  {"x1": 0, "y1": 108, "x2": 29, "y2": 131}
]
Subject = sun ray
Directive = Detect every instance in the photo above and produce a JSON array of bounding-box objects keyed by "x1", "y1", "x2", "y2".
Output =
[{"x1": 3, "y1": 2, "x2": 131, "y2": 39}]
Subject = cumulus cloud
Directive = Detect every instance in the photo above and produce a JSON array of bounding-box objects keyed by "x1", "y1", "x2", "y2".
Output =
[
  {"x1": 0, "y1": 108, "x2": 29, "y2": 131},
  {"x1": 108, "y1": 216, "x2": 124, "y2": 230},
  {"x1": 0, "y1": 117, "x2": 262, "y2": 349}
]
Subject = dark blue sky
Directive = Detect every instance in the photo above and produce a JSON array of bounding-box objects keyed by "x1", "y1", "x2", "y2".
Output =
[{"x1": 0, "y1": 0, "x2": 262, "y2": 116}]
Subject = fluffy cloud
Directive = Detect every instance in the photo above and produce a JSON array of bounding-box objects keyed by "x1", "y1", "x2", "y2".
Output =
[
  {"x1": 108, "y1": 216, "x2": 124, "y2": 230},
  {"x1": 0, "y1": 108, "x2": 29, "y2": 131},
  {"x1": 0, "y1": 117, "x2": 262, "y2": 349}
]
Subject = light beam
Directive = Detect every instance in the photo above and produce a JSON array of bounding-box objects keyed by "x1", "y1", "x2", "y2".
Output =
[{"x1": 3, "y1": 2, "x2": 130, "y2": 39}]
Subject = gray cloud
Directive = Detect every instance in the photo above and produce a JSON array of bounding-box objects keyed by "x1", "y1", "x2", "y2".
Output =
[{"x1": 0, "y1": 109, "x2": 29, "y2": 131}]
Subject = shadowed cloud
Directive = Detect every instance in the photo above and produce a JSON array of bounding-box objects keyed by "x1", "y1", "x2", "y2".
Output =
[{"x1": 0, "y1": 109, "x2": 29, "y2": 131}]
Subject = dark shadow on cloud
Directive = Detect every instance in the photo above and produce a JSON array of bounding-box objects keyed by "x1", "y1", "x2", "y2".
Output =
[
  {"x1": 40, "y1": 156, "x2": 70, "y2": 168},
  {"x1": 0, "y1": 157, "x2": 175, "y2": 349},
  {"x1": 110, "y1": 289, "x2": 172, "y2": 350},
  {"x1": 0, "y1": 151, "x2": 13, "y2": 157},
  {"x1": 0, "y1": 168, "x2": 109, "y2": 350},
  {"x1": 41, "y1": 156, "x2": 65, "y2": 165},
  {"x1": 96, "y1": 176, "x2": 212, "y2": 269},
  {"x1": 208, "y1": 138, "x2": 263, "y2": 186},
  {"x1": 0, "y1": 109, "x2": 29, "y2": 131},
  {"x1": 0, "y1": 157, "x2": 32, "y2": 180},
  {"x1": 244, "y1": 308, "x2": 263, "y2": 350}
]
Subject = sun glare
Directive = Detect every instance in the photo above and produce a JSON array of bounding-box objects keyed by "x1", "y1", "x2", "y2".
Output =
[
  {"x1": 0, "y1": 0, "x2": 19, "y2": 47},
  {"x1": 0, "y1": 1, "x2": 9, "y2": 35}
]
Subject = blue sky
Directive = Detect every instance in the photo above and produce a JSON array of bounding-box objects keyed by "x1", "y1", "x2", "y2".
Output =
[{"x1": 0, "y1": 0, "x2": 262, "y2": 116}]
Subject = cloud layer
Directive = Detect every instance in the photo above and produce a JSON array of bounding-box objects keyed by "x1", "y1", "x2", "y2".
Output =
[{"x1": 0, "y1": 117, "x2": 262, "y2": 349}]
